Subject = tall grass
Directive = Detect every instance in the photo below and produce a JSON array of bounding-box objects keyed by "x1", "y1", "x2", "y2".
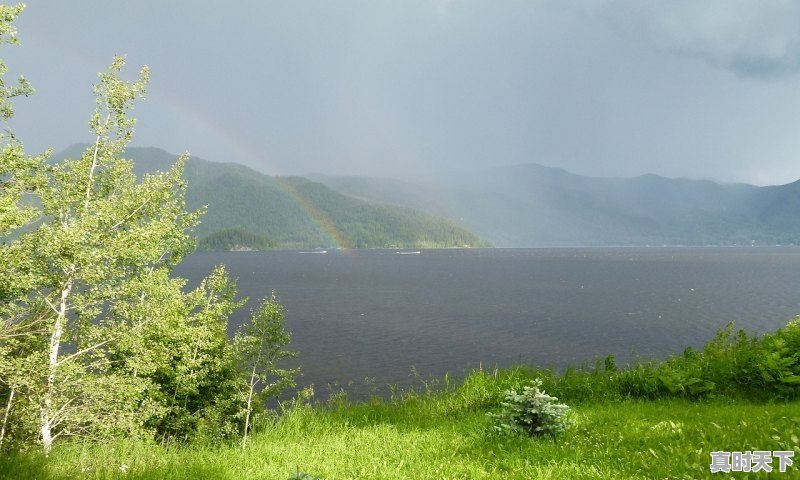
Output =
[
  {"x1": 3, "y1": 386, "x2": 797, "y2": 479},
  {"x1": 2, "y1": 318, "x2": 799, "y2": 479}
]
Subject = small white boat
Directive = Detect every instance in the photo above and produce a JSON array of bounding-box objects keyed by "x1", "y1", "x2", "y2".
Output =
[{"x1": 394, "y1": 251, "x2": 421, "y2": 255}]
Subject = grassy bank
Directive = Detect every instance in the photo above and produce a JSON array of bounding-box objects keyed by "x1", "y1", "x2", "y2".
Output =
[
  {"x1": 4, "y1": 319, "x2": 800, "y2": 479},
  {"x1": 2, "y1": 366, "x2": 799, "y2": 479}
]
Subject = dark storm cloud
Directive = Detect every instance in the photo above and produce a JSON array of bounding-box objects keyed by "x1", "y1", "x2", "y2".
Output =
[{"x1": 3, "y1": 1, "x2": 800, "y2": 185}]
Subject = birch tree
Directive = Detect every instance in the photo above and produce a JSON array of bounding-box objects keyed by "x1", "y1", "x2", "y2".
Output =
[
  {"x1": 234, "y1": 293, "x2": 297, "y2": 448},
  {"x1": 1, "y1": 6, "x2": 300, "y2": 453},
  {"x1": 0, "y1": 52, "x2": 200, "y2": 453}
]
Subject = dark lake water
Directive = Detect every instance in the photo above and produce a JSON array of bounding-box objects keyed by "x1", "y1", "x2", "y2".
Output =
[{"x1": 172, "y1": 247, "x2": 800, "y2": 399}]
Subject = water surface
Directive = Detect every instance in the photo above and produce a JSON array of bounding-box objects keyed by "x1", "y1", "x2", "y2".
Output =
[{"x1": 173, "y1": 248, "x2": 800, "y2": 398}]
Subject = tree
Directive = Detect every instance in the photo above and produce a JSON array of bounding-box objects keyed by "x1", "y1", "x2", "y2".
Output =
[
  {"x1": 0, "y1": 49, "x2": 200, "y2": 453},
  {"x1": 105, "y1": 265, "x2": 247, "y2": 442},
  {"x1": 0, "y1": 6, "x2": 299, "y2": 453},
  {"x1": 234, "y1": 292, "x2": 298, "y2": 448}
]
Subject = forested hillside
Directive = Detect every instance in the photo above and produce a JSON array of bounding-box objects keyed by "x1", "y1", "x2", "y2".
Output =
[{"x1": 55, "y1": 146, "x2": 489, "y2": 250}]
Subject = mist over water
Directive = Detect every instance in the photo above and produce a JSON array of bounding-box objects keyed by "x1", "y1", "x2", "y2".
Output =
[{"x1": 173, "y1": 247, "x2": 800, "y2": 399}]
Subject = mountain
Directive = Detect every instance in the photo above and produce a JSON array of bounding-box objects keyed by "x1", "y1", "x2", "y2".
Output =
[
  {"x1": 54, "y1": 145, "x2": 489, "y2": 250},
  {"x1": 308, "y1": 164, "x2": 800, "y2": 247}
]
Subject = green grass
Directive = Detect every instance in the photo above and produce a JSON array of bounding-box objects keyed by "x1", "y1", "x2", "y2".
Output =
[{"x1": 2, "y1": 369, "x2": 799, "y2": 479}]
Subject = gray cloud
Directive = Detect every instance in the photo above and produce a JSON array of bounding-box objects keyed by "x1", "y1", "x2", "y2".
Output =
[
  {"x1": 583, "y1": 0, "x2": 800, "y2": 78},
  {"x1": 3, "y1": 1, "x2": 800, "y2": 186}
]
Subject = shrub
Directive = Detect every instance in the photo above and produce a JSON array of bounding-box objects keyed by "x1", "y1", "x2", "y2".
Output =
[
  {"x1": 489, "y1": 379, "x2": 572, "y2": 439},
  {"x1": 756, "y1": 317, "x2": 800, "y2": 397}
]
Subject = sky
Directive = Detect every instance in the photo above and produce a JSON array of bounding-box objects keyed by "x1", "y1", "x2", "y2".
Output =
[{"x1": 3, "y1": 0, "x2": 800, "y2": 186}]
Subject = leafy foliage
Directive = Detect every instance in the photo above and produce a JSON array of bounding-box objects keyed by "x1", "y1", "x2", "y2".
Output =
[
  {"x1": 502, "y1": 318, "x2": 800, "y2": 404},
  {"x1": 0, "y1": 50, "x2": 191, "y2": 453},
  {"x1": 0, "y1": 4, "x2": 39, "y2": 236},
  {"x1": 234, "y1": 293, "x2": 298, "y2": 448},
  {"x1": 612, "y1": 319, "x2": 800, "y2": 401},
  {"x1": 488, "y1": 379, "x2": 572, "y2": 438},
  {"x1": 104, "y1": 266, "x2": 247, "y2": 442},
  {"x1": 0, "y1": 11, "x2": 298, "y2": 453}
]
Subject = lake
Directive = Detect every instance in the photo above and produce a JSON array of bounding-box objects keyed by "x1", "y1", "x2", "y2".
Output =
[{"x1": 173, "y1": 247, "x2": 800, "y2": 399}]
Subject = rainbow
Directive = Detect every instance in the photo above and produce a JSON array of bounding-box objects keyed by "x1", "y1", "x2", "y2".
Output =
[
  {"x1": 152, "y1": 90, "x2": 352, "y2": 252},
  {"x1": 274, "y1": 177, "x2": 353, "y2": 251}
]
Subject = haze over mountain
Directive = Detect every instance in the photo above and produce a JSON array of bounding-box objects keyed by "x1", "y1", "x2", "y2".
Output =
[
  {"x1": 55, "y1": 145, "x2": 488, "y2": 250},
  {"x1": 55, "y1": 145, "x2": 800, "y2": 248},
  {"x1": 309, "y1": 166, "x2": 800, "y2": 247}
]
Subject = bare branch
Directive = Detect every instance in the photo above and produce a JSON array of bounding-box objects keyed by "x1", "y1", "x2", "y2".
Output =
[
  {"x1": 110, "y1": 198, "x2": 151, "y2": 230},
  {"x1": 56, "y1": 339, "x2": 112, "y2": 367},
  {"x1": 84, "y1": 113, "x2": 111, "y2": 210},
  {"x1": 37, "y1": 290, "x2": 60, "y2": 316},
  {"x1": 49, "y1": 395, "x2": 78, "y2": 426}
]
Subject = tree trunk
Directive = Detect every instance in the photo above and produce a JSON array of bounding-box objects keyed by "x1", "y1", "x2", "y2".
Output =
[
  {"x1": 242, "y1": 365, "x2": 257, "y2": 450},
  {"x1": 242, "y1": 334, "x2": 267, "y2": 450},
  {"x1": 0, "y1": 387, "x2": 14, "y2": 450},
  {"x1": 40, "y1": 277, "x2": 72, "y2": 456}
]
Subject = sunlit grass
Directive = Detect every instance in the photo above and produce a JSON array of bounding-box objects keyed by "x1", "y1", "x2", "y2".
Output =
[{"x1": 3, "y1": 369, "x2": 798, "y2": 479}]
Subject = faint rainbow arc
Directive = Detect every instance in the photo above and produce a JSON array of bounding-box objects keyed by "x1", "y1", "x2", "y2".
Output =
[
  {"x1": 152, "y1": 91, "x2": 351, "y2": 251},
  {"x1": 275, "y1": 178, "x2": 353, "y2": 251}
]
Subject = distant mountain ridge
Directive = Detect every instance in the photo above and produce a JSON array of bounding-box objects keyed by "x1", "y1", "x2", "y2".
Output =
[
  {"x1": 56, "y1": 145, "x2": 800, "y2": 247},
  {"x1": 55, "y1": 145, "x2": 489, "y2": 250},
  {"x1": 308, "y1": 164, "x2": 800, "y2": 247}
]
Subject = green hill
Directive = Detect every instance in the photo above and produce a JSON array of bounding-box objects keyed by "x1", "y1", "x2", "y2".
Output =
[{"x1": 55, "y1": 145, "x2": 489, "y2": 250}]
